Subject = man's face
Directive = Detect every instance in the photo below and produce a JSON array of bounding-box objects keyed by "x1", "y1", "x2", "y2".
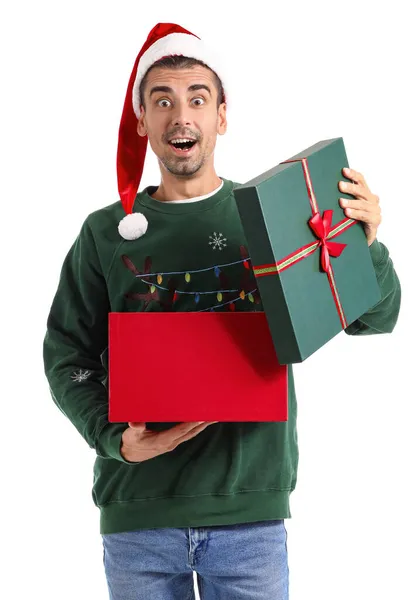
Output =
[{"x1": 137, "y1": 65, "x2": 227, "y2": 178}]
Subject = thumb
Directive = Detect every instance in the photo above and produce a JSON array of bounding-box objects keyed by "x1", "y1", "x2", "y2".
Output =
[{"x1": 128, "y1": 422, "x2": 147, "y2": 429}]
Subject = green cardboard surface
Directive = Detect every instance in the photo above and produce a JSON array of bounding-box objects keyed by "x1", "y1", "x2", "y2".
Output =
[{"x1": 234, "y1": 137, "x2": 382, "y2": 364}]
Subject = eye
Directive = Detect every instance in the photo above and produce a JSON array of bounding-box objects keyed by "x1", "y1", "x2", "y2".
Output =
[
  {"x1": 192, "y1": 97, "x2": 205, "y2": 106},
  {"x1": 157, "y1": 99, "x2": 171, "y2": 108}
]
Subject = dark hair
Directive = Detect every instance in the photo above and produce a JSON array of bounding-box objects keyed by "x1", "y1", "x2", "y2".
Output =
[{"x1": 138, "y1": 55, "x2": 225, "y2": 112}]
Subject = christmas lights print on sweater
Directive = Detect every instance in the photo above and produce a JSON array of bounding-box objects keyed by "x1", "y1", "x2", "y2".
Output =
[{"x1": 121, "y1": 245, "x2": 262, "y2": 312}]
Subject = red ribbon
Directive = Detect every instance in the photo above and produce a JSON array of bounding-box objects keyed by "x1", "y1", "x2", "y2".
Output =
[
  {"x1": 308, "y1": 210, "x2": 347, "y2": 273},
  {"x1": 252, "y1": 158, "x2": 358, "y2": 329}
]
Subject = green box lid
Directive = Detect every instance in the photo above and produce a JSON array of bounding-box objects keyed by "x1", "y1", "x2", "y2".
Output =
[{"x1": 234, "y1": 137, "x2": 381, "y2": 363}]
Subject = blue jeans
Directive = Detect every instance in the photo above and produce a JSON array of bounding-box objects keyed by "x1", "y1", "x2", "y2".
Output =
[{"x1": 102, "y1": 519, "x2": 289, "y2": 599}]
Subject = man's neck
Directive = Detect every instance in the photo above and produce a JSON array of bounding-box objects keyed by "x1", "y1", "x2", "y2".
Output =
[{"x1": 151, "y1": 172, "x2": 223, "y2": 202}]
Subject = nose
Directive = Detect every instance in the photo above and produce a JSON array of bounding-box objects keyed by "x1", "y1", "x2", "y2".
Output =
[{"x1": 170, "y1": 101, "x2": 192, "y2": 128}]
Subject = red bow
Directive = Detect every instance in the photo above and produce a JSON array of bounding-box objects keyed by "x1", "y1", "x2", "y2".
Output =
[{"x1": 309, "y1": 210, "x2": 347, "y2": 273}]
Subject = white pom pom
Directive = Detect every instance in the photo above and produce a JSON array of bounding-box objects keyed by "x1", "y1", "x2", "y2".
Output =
[{"x1": 118, "y1": 212, "x2": 148, "y2": 241}]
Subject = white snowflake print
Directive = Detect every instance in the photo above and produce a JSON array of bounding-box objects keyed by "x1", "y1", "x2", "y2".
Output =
[
  {"x1": 70, "y1": 369, "x2": 92, "y2": 383},
  {"x1": 209, "y1": 232, "x2": 227, "y2": 250}
]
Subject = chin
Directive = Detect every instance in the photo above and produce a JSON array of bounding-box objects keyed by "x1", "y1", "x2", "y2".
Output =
[
  {"x1": 161, "y1": 154, "x2": 204, "y2": 176},
  {"x1": 165, "y1": 163, "x2": 203, "y2": 177}
]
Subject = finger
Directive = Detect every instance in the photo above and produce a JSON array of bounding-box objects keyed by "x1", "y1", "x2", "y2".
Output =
[
  {"x1": 128, "y1": 422, "x2": 147, "y2": 429},
  {"x1": 185, "y1": 421, "x2": 218, "y2": 427},
  {"x1": 338, "y1": 180, "x2": 370, "y2": 200},
  {"x1": 339, "y1": 198, "x2": 370, "y2": 212},
  {"x1": 343, "y1": 167, "x2": 369, "y2": 189},
  {"x1": 175, "y1": 421, "x2": 218, "y2": 437},
  {"x1": 342, "y1": 207, "x2": 381, "y2": 224},
  {"x1": 340, "y1": 198, "x2": 381, "y2": 220},
  {"x1": 160, "y1": 421, "x2": 211, "y2": 443},
  {"x1": 168, "y1": 422, "x2": 217, "y2": 448}
]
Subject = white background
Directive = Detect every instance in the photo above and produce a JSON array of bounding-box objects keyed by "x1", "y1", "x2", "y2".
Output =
[{"x1": 1, "y1": 0, "x2": 415, "y2": 598}]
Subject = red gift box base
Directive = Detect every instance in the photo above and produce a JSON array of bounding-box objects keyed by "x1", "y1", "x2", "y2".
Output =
[{"x1": 108, "y1": 312, "x2": 288, "y2": 422}]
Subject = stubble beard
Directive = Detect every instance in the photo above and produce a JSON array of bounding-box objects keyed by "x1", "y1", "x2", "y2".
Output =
[{"x1": 160, "y1": 144, "x2": 207, "y2": 178}]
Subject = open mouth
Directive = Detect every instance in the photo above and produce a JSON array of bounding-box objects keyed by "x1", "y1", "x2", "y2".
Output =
[{"x1": 168, "y1": 138, "x2": 198, "y2": 154}]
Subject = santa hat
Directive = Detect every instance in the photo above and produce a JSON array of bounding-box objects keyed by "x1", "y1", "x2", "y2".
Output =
[{"x1": 117, "y1": 22, "x2": 228, "y2": 241}]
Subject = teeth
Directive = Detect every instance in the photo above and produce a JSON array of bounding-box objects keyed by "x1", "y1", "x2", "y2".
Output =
[{"x1": 170, "y1": 138, "x2": 196, "y2": 144}]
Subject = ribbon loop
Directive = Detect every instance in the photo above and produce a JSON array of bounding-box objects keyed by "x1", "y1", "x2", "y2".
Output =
[
  {"x1": 326, "y1": 240, "x2": 347, "y2": 257},
  {"x1": 308, "y1": 210, "x2": 347, "y2": 272}
]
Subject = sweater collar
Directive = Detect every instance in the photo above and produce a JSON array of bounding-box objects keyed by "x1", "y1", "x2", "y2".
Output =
[{"x1": 136, "y1": 177, "x2": 234, "y2": 214}]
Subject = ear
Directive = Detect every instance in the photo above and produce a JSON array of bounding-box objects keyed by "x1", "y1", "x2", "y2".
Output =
[
  {"x1": 217, "y1": 102, "x2": 227, "y2": 136},
  {"x1": 136, "y1": 106, "x2": 147, "y2": 137}
]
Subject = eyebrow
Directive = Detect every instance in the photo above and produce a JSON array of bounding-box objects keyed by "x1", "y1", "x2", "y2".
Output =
[{"x1": 149, "y1": 84, "x2": 212, "y2": 98}]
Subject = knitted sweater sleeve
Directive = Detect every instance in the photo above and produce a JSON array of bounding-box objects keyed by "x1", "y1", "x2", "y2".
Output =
[
  {"x1": 42, "y1": 216, "x2": 131, "y2": 463},
  {"x1": 344, "y1": 238, "x2": 401, "y2": 335}
]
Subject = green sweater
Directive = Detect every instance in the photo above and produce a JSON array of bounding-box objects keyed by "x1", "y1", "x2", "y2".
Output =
[{"x1": 43, "y1": 177, "x2": 401, "y2": 535}]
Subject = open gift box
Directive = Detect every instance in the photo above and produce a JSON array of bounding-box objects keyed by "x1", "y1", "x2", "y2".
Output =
[{"x1": 108, "y1": 311, "x2": 288, "y2": 423}]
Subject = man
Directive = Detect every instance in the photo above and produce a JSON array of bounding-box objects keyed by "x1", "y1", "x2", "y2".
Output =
[{"x1": 43, "y1": 22, "x2": 401, "y2": 600}]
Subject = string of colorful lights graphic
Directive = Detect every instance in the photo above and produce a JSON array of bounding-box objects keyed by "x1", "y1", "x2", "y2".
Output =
[{"x1": 135, "y1": 257, "x2": 258, "y2": 311}]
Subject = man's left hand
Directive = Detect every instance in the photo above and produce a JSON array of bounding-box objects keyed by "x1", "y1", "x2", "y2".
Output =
[{"x1": 338, "y1": 167, "x2": 382, "y2": 246}]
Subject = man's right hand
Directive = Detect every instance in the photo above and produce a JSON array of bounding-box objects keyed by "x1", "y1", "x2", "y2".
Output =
[{"x1": 120, "y1": 421, "x2": 218, "y2": 463}]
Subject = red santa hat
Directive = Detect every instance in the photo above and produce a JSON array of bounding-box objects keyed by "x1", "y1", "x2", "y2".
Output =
[{"x1": 117, "y1": 22, "x2": 228, "y2": 240}]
